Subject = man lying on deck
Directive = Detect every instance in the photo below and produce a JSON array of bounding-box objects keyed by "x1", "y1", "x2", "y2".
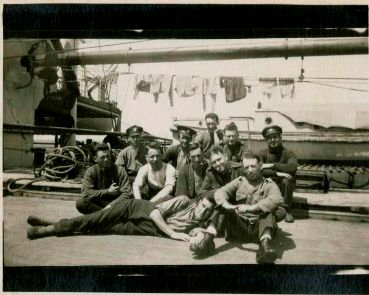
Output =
[
  {"x1": 190, "y1": 152, "x2": 287, "y2": 264},
  {"x1": 26, "y1": 194, "x2": 215, "y2": 242},
  {"x1": 76, "y1": 143, "x2": 133, "y2": 214}
]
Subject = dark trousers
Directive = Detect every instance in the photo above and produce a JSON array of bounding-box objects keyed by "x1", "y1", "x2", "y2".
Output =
[
  {"x1": 272, "y1": 177, "x2": 295, "y2": 210},
  {"x1": 55, "y1": 198, "x2": 158, "y2": 237},
  {"x1": 76, "y1": 198, "x2": 111, "y2": 214},
  {"x1": 140, "y1": 186, "x2": 173, "y2": 204},
  {"x1": 212, "y1": 206, "x2": 286, "y2": 243}
]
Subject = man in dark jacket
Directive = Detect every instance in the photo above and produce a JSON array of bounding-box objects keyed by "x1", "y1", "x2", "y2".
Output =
[
  {"x1": 195, "y1": 113, "x2": 224, "y2": 158},
  {"x1": 197, "y1": 145, "x2": 241, "y2": 200},
  {"x1": 162, "y1": 126, "x2": 197, "y2": 173},
  {"x1": 258, "y1": 125, "x2": 298, "y2": 223},
  {"x1": 175, "y1": 143, "x2": 208, "y2": 199},
  {"x1": 76, "y1": 143, "x2": 133, "y2": 214},
  {"x1": 217, "y1": 122, "x2": 249, "y2": 166}
]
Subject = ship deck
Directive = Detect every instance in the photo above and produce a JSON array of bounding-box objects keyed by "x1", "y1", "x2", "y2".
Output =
[{"x1": 3, "y1": 195, "x2": 369, "y2": 266}]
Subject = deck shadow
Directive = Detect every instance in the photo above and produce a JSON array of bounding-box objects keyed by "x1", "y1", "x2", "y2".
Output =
[{"x1": 271, "y1": 229, "x2": 296, "y2": 260}]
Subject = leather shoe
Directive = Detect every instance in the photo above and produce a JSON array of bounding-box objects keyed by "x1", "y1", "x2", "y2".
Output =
[
  {"x1": 256, "y1": 237, "x2": 277, "y2": 264},
  {"x1": 284, "y1": 212, "x2": 294, "y2": 223},
  {"x1": 27, "y1": 225, "x2": 55, "y2": 240},
  {"x1": 27, "y1": 215, "x2": 55, "y2": 226}
]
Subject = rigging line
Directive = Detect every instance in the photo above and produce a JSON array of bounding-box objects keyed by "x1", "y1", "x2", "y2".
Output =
[
  {"x1": 304, "y1": 77, "x2": 368, "y2": 80},
  {"x1": 301, "y1": 81, "x2": 369, "y2": 92},
  {"x1": 303, "y1": 80, "x2": 368, "y2": 85},
  {"x1": 4, "y1": 39, "x2": 154, "y2": 60},
  {"x1": 121, "y1": 74, "x2": 134, "y2": 112},
  {"x1": 5, "y1": 85, "x2": 30, "y2": 146}
]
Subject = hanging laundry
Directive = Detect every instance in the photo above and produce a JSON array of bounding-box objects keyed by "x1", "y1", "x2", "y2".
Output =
[
  {"x1": 259, "y1": 78, "x2": 277, "y2": 99},
  {"x1": 279, "y1": 78, "x2": 295, "y2": 99},
  {"x1": 220, "y1": 76, "x2": 247, "y2": 103},
  {"x1": 175, "y1": 75, "x2": 198, "y2": 97},
  {"x1": 159, "y1": 75, "x2": 172, "y2": 94},
  {"x1": 201, "y1": 76, "x2": 218, "y2": 111},
  {"x1": 150, "y1": 74, "x2": 162, "y2": 103},
  {"x1": 168, "y1": 75, "x2": 175, "y2": 107},
  {"x1": 133, "y1": 74, "x2": 152, "y2": 99}
]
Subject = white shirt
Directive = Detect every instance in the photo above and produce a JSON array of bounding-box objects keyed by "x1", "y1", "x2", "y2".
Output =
[{"x1": 133, "y1": 163, "x2": 176, "y2": 190}]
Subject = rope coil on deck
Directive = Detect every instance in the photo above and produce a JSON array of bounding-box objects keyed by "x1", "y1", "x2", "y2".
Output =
[
  {"x1": 7, "y1": 146, "x2": 90, "y2": 193},
  {"x1": 38, "y1": 146, "x2": 88, "y2": 180}
]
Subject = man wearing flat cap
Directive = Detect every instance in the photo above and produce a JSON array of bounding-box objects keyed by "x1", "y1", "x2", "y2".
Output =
[
  {"x1": 258, "y1": 125, "x2": 297, "y2": 223},
  {"x1": 115, "y1": 125, "x2": 147, "y2": 183},
  {"x1": 162, "y1": 125, "x2": 197, "y2": 173}
]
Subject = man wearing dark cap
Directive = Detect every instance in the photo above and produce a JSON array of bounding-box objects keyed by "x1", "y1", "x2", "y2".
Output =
[
  {"x1": 217, "y1": 122, "x2": 249, "y2": 166},
  {"x1": 175, "y1": 143, "x2": 209, "y2": 199},
  {"x1": 258, "y1": 125, "x2": 298, "y2": 223},
  {"x1": 115, "y1": 125, "x2": 147, "y2": 183},
  {"x1": 162, "y1": 125, "x2": 197, "y2": 173},
  {"x1": 195, "y1": 113, "x2": 224, "y2": 158},
  {"x1": 76, "y1": 143, "x2": 133, "y2": 214}
]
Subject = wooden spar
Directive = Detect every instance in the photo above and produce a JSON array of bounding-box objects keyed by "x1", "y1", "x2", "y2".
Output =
[
  {"x1": 3, "y1": 123, "x2": 172, "y2": 142},
  {"x1": 34, "y1": 37, "x2": 368, "y2": 67}
]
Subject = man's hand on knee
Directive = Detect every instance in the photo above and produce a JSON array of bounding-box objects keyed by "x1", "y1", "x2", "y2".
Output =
[{"x1": 276, "y1": 172, "x2": 292, "y2": 181}]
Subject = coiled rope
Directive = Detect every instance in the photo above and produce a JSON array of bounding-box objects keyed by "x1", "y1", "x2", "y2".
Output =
[{"x1": 6, "y1": 146, "x2": 89, "y2": 193}]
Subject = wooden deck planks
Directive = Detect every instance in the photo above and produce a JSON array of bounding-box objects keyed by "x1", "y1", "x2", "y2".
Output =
[{"x1": 3, "y1": 196, "x2": 369, "y2": 266}]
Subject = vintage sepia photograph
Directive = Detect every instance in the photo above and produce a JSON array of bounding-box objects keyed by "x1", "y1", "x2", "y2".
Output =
[{"x1": 2, "y1": 3, "x2": 369, "y2": 293}]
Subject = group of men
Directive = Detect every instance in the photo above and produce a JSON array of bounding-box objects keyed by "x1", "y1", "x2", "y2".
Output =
[{"x1": 26, "y1": 112, "x2": 298, "y2": 264}]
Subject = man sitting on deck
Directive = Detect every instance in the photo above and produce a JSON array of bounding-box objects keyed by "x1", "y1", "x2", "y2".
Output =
[
  {"x1": 133, "y1": 142, "x2": 176, "y2": 203},
  {"x1": 195, "y1": 112, "x2": 224, "y2": 158},
  {"x1": 197, "y1": 145, "x2": 241, "y2": 200},
  {"x1": 190, "y1": 153, "x2": 286, "y2": 264},
  {"x1": 115, "y1": 125, "x2": 147, "y2": 184},
  {"x1": 26, "y1": 195, "x2": 215, "y2": 242},
  {"x1": 217, "y1": 122, "x2": 249, "y2": 166},
  {"x1": 162, "y1": 126, "x2": 197, "y2": 175},
  {"x1": 76, "y1": 143, "x2": 133, "y2": 214},
  {"x1": 175, "y1": 143, "x2": 208, "y2": 199},
  {"x1": 258, "y1": 125, "x2": 298, "y2": 223}
]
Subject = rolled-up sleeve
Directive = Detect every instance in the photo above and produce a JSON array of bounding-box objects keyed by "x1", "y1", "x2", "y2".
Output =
[
  {"x1": 214, "y1": 177, "x2": 242, "y2": 205},
  {"x1": 257, "y1": 182, "x2": 284, "y2": 213},
  {"x1": 115, "y1": 149, "x2": 126, "y2": 167},
  {"x1": 164, "y1": 164, "x2": 176, "y2": 187},
  {"x1": 155, "y1": 195, "x2": 190, "y2": 218},
  {"x1": 133, "y1": 165, "x2": 148, "y2": 189}
]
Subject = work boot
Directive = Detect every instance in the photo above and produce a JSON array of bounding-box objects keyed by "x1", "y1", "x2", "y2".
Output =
[
  {"x1": 256, "y1": 237, "x2": 277, "y2": 264},
  {"x1": 27, "y1": 225, "x2": 56, "y2": 240},
  {"x1": 284, "y1": 212, "x2": 294, "y2": 223},
  {"x1": 27, "y1": 215, "x2": 56, "y2": 226}
]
